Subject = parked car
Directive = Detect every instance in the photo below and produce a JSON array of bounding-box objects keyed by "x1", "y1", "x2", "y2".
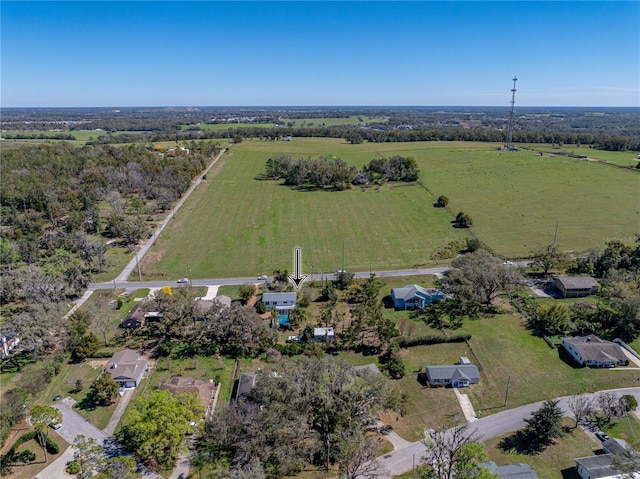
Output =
[
  {"x1": 49, "y1": 422, "x2": 62, "y2": 430},
  {"x1": 257, "y1": 275, "x2": 267, "y2": 280},
  {"x1": 53, "y1": 395, "x2": 62, "y2": 401},
  {"x1": 287, "y1": 335, "x2": 301, "y2": 343},
  {"x1": 177, "y1": 278, "x2": 189, "y2": 284},
  {"x1": 503, "y1": 261, "x2": 514, "y2": 266},
  {"x1": 595, "y1": 430, "x2": 610, "y2": 441}
]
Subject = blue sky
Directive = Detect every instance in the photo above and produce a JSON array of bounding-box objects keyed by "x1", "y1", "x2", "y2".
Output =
[{"x1": 2, "y1": 1, "x2": 639, "y2": 107}]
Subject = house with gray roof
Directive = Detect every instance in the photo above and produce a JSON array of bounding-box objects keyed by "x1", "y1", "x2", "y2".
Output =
[
  {"x1": 263, "y1": 292, "x2": 296, "y2": 313},
  {"x1": 314, "y1": 327, "x2": 335, "y2": 343},
  {"x1": 121, "y1": 304, "x2": 145, "y2": 329},
  {"x1": 196, "y1": 295, "x2": 232, "y2": 319},
  {"x1": 574, "y1": 438, "x2": 639, "y2": 479},
  {"x1": 391, "y1": 284, "x2": 444, "y2": 310},
  {"x1": 425, "y1": 361, "x2": 480, "y2": 388},
  {"x1": 103, "y1": 348, "x2": 148, "y2": 389},
  {"x1": 553, "y1": 276, "x2": 599, "y2": 298},
  {"x1": 481, "y1": 462, "x2": 539, "y2": 479},
  {"x1": 561, "y1": 335, "x2": 628, "y2": 368}
]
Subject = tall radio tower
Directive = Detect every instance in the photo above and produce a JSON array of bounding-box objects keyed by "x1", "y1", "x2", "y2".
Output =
[{"x1": 505, "y1": 76, "x2": 518, "y2": 151}]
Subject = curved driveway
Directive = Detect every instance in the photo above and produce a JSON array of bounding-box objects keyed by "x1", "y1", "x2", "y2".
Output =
[{"x1": 373, "y1": 387, "x2": 640, "y2": 478}]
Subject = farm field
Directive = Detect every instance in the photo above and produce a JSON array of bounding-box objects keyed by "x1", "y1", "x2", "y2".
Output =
[
  {"x1": 141, "y1": 138, "x2": 639, "y2": 278},
  {"x1": 181, "y1": 122, "x2": 274, "y2": 130},
  {"x1": 521, "y1": 143, "x2": 640, "y2": 167},
  {"x1": 141, "y1": 139, "x2": 470, "y2": 279}
]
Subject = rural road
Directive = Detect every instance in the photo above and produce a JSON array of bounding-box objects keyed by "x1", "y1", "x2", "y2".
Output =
[
  {"x1": 116, "y1": 146, "x2": 229, "y2": 283},
  {"x1": 373, "y1": 387, "x2": 640, "y2": 478}
]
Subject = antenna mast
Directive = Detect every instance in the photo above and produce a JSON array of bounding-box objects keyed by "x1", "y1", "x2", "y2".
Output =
[{"x1": 505, "y1": 76, "x2": 518, "y2": 150}]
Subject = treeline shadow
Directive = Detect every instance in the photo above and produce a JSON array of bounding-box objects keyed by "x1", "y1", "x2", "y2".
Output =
[{"x1": 498, "y1": 430, "x2": 546, "y2": 455}]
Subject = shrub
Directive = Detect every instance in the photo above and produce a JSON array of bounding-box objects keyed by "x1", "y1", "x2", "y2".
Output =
[
  {"x1": 16, "y1": 450, "x2": 36, "y2": 463},
  {"x1": 436, "y1": 195, "x2": 449, "y2": 207},
  {"x1": 396, "y1": 334, "x2": 471, "y2": 348},
  {"x1": 255, "y1": 301, "x2": 266, "y2": 314},
  {"x1": 623, "y1": 394, "x2": 638, "y2": 412},
  {"x1": 67, "y1": 460, "x2": 81, "y2": 474}
]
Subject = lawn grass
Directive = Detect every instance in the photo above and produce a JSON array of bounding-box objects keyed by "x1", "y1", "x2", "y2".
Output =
[
  {"x1": 483, "y1": 419, "x2": 598, "y2": 479},
  {"x1": 140, "y1": 139, "x2": 638, "y2": 279},
  {"x1": 602, "y1": 413, "x2": 640, "y2": 447},
  {"x1": 3, "y1": 431, "x2": 70, "y2": 479},
  {"x1": 37, "y1": 360, "x2": 116, "y2": 429},
  {"x1": 461, "y1": 314, "x2": 639, "y2": 416}
]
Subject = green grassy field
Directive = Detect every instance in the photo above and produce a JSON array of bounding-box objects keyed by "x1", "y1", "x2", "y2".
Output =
[
  {"x1": 141, "y1": 140, "x2": 470, "y2": 279},
  {"x1": 181, "y1": 123, "x2": 275, "y2": 130},
  {"x1": 521, "y1": 144, "x2": 640, "y2": 167},
  {"x1": 374, "y1": 312, "x2": 638, "y2": 442},
  {"x1": 140, "y1": 138, "x2": 638, "y2": 279}
]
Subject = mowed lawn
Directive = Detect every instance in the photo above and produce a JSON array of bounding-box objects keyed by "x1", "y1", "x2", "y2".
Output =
[
  {"x1": 142, "y1": 138, "x2": 638, "y2": 278},
  {"x1": 142, "y1": 139, "x2": 469, "y2": 278},
  {"x1": 377, "y1": 314, "x2": 638, "y2": 442}
]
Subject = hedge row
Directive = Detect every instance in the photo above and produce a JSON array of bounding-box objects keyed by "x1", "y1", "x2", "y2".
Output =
[
  {"x1": 1, "y1": 430, "x2": 60, "y2": 469},
  {"x1": 395, "y1": 334, "x2": 471, "y2": 348}
]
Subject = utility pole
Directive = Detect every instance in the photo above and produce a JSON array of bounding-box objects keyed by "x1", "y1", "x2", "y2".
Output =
[
  {"x1": 341, "y1": 239, "x2": 345, "y2": 272},
  {"x1": 553, "y1": 220, "x2": 559, "y2": 245},
  {"x1": 504, "y1": 376, "x2": 511, "y2": 407},
  {"x1": 135, "y1": 248, "x2": 142, "y2": 281}
]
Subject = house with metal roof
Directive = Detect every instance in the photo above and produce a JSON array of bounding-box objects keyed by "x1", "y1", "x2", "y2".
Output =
[
  {"x1": 103, "y1": 348, "x2": 148, "y2": 389},
  {"x1": 574, "y1": 453, "x2": 634, "y2": 479},
  {"x1": 425, "y1": 362, "x2": 480, "y2": 388},
  {"x1": 561, "y1": 335, "x2": 628, "y2": 368},
  {"x1": 481, "y1": 462, "x2": 539, "y2": 479},
  {"x1": 314, "y1": 327, "x2": 335, "y2": 343},
  {"x1": 574, "y1": 437, "x2": 639, "y2": 479},
  {"x1": 553, "y1": 276, "x2": 599, "y2": 298},
  {"x1": 391, "y1": 284, "x2": 444, "y2": 310}
]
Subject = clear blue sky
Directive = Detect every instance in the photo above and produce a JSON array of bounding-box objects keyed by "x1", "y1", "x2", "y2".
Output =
[{"x1": 2, "y1": 1, "x2": 639, "y2": 107}]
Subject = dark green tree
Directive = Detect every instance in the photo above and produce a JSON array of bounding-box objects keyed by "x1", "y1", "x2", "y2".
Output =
[
  {"x1": 524, "y1": 399, "x2": 564, "y2": 447},
  {"x1": 90, "y1": 372, "x2": 119, "y2": 406}
]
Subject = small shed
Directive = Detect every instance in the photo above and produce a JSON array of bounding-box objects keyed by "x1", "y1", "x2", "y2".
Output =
[{"x1": 314, "y1": 327, "x2": 335, "y2": 342}]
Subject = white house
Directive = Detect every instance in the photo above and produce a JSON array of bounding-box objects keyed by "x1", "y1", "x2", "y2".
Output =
[
  {"x1": 103, "y1": 349, "x2": 148, "y2": 389},
  {"x1": 314, "y1": 327, "x2": 335, "y2": 343},
  {"x1": 561, "y1": 335, "x2": 628, "y2": 368},
  {"x1": 262, "y1": 292, "x2": 296, "y2": 315},
  {"x1": 1, "y1": 332, "x2": 20, "y2": 359}
]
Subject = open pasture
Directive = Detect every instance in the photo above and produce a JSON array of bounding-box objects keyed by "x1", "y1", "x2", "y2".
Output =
[
  {"x1": 142, "y1": 138, "x2": 638, "y2": 278},
  {"x1": 522, "y1": 143, "x2": 640, "y2": 167},
  {"x1": 142, "y1": 139, "x2": 469, "y2": 279}
]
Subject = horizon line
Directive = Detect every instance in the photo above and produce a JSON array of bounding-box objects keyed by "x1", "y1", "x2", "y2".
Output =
[{"x1": 2, "y1": 105, "x2": 639, "y2": 110}]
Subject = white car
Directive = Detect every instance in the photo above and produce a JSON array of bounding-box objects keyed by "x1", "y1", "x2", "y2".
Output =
[
  {"x1": 257, "y1": 275, "x2": 267, "y2": 280},
  {"x1": 177, "y1": 278, "x2": 189, "y2": 284},
  {"x1": 503, "y1": 261, "x2": 514, "y2": 266}
]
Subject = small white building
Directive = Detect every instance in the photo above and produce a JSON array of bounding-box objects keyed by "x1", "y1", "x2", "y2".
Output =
[{"x1": 314, "y1": 327, "x2": 335, "y2": 342}]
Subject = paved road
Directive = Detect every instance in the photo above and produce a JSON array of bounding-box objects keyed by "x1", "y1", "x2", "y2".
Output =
[{"x1": 372, "y1": 387, "x2": 640, "y2": 478}]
